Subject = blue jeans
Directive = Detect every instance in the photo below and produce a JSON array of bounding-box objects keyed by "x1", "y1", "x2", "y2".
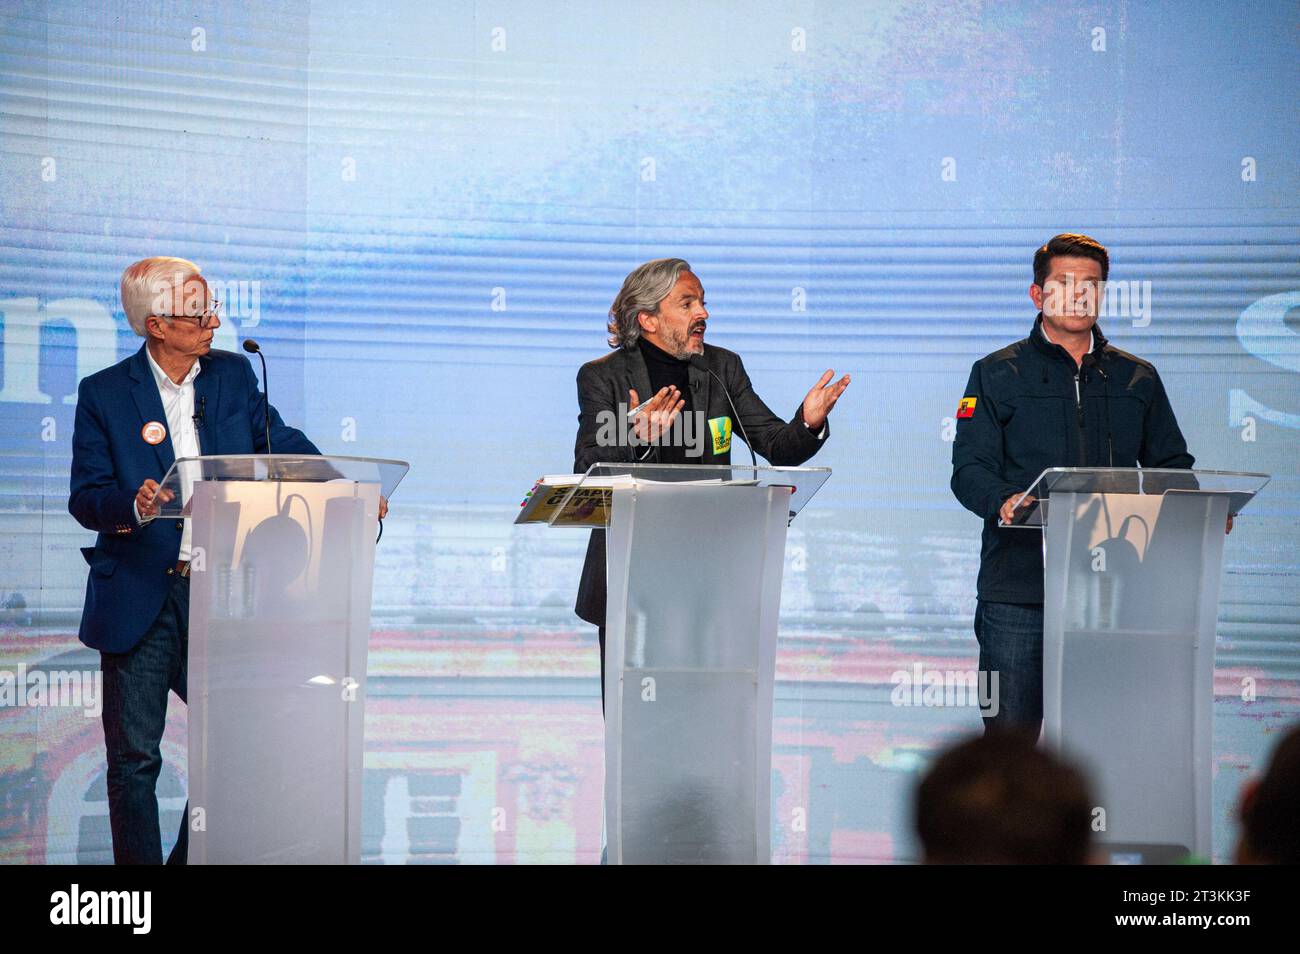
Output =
[
  {"x1": 973, "y1": 600, "x2": 1044, "y2": 738},
  {"x1": 100, "y1": 573, "x2": 190, "y2": 865}
]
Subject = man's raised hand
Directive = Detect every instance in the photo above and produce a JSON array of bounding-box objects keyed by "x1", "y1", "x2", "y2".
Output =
[
  {"x1": 801, "y1": 370, "x2": 851, "y2": 430},
  {"x1": 629, "y1": 386, "x2": 684, "y2": 444}
]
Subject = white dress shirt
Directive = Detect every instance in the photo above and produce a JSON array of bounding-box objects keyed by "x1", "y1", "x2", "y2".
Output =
[{"x1": 135, "y1": 347, "x2": 203, "y2": 561}]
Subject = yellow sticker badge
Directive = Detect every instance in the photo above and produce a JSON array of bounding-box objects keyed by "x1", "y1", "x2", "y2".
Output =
[
  {"x1": 956, "y1": 396, "x2": 977, "y2": 419},
  {"x1": 708, "y1": 416, "x2": 732, "y2": 455}
]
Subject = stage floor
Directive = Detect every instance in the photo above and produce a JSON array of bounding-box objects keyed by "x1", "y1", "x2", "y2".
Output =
[{"x1": 6, "y1": 614, "x2": 1296, "y2": 865}]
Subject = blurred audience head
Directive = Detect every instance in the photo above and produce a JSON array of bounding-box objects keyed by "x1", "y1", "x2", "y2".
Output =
[
  {"x1": 1235, "y1": 722, "x2": 1300, "y2": 865},
  {"x1": 914, "y1": 729, "x2": 1094, "y2": 864}
]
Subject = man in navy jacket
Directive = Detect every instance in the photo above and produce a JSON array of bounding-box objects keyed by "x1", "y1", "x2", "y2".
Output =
[
  {"x1": 950, "y1": 234, "x2": 1210, "y2": 738},
  {"x1": 70, "y1": 257, "x2": 321, "y2": 864}
]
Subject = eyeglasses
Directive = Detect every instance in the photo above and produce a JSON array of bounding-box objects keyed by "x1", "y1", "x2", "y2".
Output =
[{"x1": 150, "y1": 299, "x2": 221, "y2": 329}]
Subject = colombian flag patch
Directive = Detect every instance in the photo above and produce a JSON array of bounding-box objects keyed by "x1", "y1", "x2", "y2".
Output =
[{"x1": 956, "y1": 396, "x2": 977, "y2": 419}]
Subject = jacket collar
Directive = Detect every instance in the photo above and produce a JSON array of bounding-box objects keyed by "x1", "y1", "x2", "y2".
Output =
[
  {"x1": 127, "y1": 343, "x2": 217, "y2": 468},
  {"x1": 128, "y1": 344, "x2": 174, "y2": 475},
  {"x1": 620, "y1": 343, "x2": 716, "y2": 459},
  {"x1": 1029, "y1": 313, "x2": 1109, "y2": 365},
  {"x1": 127, "y1": 341, "x2": 211, "y2": 384},
  {"x1": 622, "y1": 342, "x2": 713, "y2": 415},
  {"x1": 126, "y1": 341, "x2": 151, "y2": 383},
  {"x1": 687, "y1": 349, "x2": 711, "y2": 420},
  {"x1": 621, "y1": 345, "x2": 654, "y2": 412}
]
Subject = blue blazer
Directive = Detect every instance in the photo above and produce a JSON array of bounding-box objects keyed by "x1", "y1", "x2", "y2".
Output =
[{"x1": 69, "y1": 344, "x2": 321, "y2": 653}]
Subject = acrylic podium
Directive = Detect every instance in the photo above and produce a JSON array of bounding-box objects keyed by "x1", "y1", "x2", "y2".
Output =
[
  {"x1": 156, "y1": 453, "x2": 409, "y2": 864},
  {"x1": 1004, "y1": 467, "x2": 1269, "y2": 860},
  {"x1": 556, "y1": 463, "x2": 830, "y2": 864}
]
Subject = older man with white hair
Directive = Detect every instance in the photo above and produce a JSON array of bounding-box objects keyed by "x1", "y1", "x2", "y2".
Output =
[{"x1": 69, "y1": 256, "x2": 324, "y2": 864}]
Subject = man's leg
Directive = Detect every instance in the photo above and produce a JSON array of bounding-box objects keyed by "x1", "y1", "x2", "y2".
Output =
[
  {"x1": 165, "y1": 576, "x2": 191, "y2": 865},
  {"x1": 973, "y1": 600, "x2": 1044, "y2": 738},
  {"x1": 596, "y1": 623, "x2": 607, "y2": 863},
  {"x1": 100, "y1": 575, "x2": 188, "y2": 865}
]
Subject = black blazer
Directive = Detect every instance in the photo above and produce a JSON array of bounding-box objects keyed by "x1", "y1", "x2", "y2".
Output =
[{"x1": 572, "y1": 342, "x2": 829, "y2": 625}]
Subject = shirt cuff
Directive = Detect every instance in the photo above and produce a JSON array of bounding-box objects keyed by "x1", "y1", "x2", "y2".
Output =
[
  {"x1": 804, "y1": 420, "x2": 827, "y2": 440},
  {"x1": 133, "y1": 498, "x2": 155, "y2": 526}
]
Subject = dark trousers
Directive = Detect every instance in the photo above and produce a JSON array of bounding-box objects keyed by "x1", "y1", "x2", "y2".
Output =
[
  {"x1": 100, "y1": 573, "x2": 190, "y2": 865},
  {"x1": 973, "y1": 599, "x2": 1045, "y2": 739},
  {"x1": 596, "y1": 625, "x2": 607, "y2": 865}
]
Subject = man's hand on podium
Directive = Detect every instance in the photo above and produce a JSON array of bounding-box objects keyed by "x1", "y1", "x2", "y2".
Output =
[
  {"x1": 996, "y1": 495, "x2": 1234, "y2": 533},
  {"x1": 135, "y1": 478, "x2": 175, "y2": 519},
  {"x1": 801, "y1": 370, "x2": 851, "y2": 431},
  {"x1": 1000, "y1": 492, "x2": 1035, "y2": 526}
]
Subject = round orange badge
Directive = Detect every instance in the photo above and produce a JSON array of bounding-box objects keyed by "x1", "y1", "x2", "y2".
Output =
[{"x1": 141, "y1": 421, "x2": 166, "y2": 445}]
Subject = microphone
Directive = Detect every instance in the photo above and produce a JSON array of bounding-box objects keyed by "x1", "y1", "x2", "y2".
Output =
[
  {"x1": 1082, "y1": 353, "x2": 1115, "y2": 468},
  {"x1": 688, "y1": 354, "x2": 757, "y2": 468},
  {"x1": 242, "y1": 339, "x2": 273, "y2": 455},
  {"x1": 1096, "y1": 362, "x2": 1114, "y2": 468}
]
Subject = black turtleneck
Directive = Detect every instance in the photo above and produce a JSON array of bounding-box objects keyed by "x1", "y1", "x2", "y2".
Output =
[{"x1": 637, "y1": 336, "x2": 693, "y2": 463}]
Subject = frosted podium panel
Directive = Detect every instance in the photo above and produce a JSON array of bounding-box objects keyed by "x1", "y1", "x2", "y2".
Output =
[
  {"x1": 604, "y1": 481, "x2": 789, "y2": 864},
  {"x1": 186, "y1": 476, "x2": 380, "y2": 864},
  {"x1": 1043, "y1": 490, "x2": 1228, "y2": 858}
]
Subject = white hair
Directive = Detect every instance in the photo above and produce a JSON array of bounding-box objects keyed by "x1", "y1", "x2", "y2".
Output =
[{"x1": 120, "y1": 256, "x2": 202, "y2": 337}]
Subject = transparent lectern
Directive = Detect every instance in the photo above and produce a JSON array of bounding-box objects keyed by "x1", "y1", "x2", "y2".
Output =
[
  {"x1": 555, "y1": 463, "x2": 831, "y2": 865},
  {"x1": 1004, "y1": 467, "x2": 1269, "y2": 859},
  {"x1": 156, "y1": 454, "x2": 409, "y2": 864}
]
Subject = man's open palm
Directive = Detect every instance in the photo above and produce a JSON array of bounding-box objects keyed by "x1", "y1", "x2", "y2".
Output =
[{"x1": 802, "y1": 370, "x2": 851, "y2": 430}]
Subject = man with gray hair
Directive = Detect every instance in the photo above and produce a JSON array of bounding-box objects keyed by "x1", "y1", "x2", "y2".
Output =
[
  {"x1": 69, "y1": 256, "x2": 327, "y2": 863},
  {"x1": 573, "y1": 258, "x2": 850, "y2": 706}
]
